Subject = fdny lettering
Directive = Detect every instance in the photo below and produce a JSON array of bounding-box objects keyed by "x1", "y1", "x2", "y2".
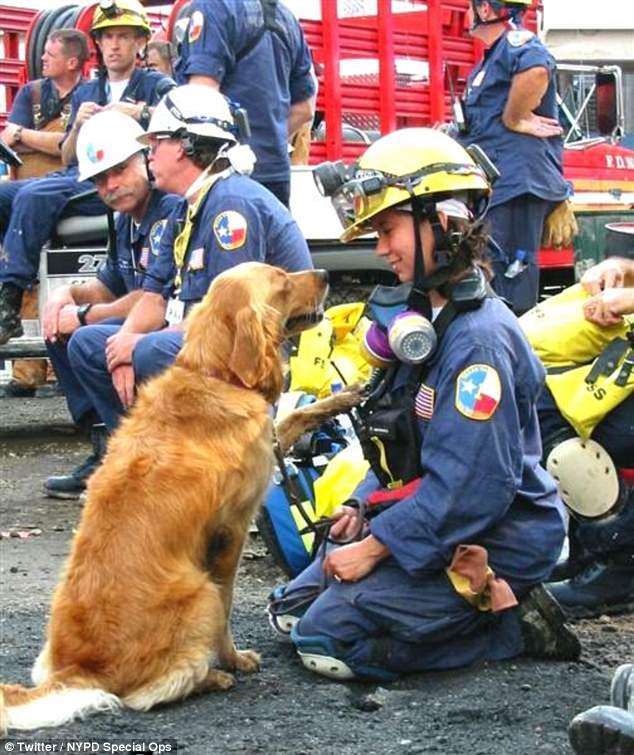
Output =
[
  {"x1": 414, "y1": 383, "x2": 435, "y2": 421},
  {"x1": 455, "y1": 364, "x2": 501, "y2": 421},
  {"x1": 605, "y1": 154, "x2": 634, "y2": 170},
  {"x1": 213, "y1": 211, "x2": 248, "y2": 251}
]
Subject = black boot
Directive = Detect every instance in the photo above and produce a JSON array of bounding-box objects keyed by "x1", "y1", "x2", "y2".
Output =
[
  {"x1": 44, "y1": 423, "x2": 108, "y2": 500},
  {"x1": 518, "y1": 584, "x2": 581, "y2": 661},
  {"x1": 546, "y1": 552, "x2": 634, "y2": 618},
  {"x1": 0, "y1": 282, "x2": 24, "y2": 344}
]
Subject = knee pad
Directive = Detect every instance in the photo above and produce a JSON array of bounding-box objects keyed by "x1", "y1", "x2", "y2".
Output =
[{"x1": 547, "y1": 438, "x2": 620, "y2": 519}]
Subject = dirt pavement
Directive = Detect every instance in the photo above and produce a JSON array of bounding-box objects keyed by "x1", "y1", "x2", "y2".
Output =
[{"x1": 1, "y1": 395, "x2": 632, "y2": 755}]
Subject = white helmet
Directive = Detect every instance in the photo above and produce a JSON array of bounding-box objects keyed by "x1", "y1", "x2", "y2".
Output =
[
  {"x1": 77, "y1": 111, "x2": 146, "y2": 182},
  {"x1": 139, "y1": 84, "x2": 238, "y2": 145}
]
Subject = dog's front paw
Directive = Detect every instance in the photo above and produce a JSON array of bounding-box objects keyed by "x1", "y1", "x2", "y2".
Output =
[
  {"x1": 234, "y1": 649, "x2": 261, "y2": 674},
  {"x1": 204, "y1": 669, "x2": 236, "y2": 691}
]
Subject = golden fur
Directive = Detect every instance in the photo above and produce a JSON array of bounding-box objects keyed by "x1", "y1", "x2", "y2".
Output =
[{"x1": 0, "y1": 262, "x2": 328, "y2": 732}]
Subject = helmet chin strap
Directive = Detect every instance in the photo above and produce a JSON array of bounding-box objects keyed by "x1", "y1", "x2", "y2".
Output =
[
  {"x1": 470, "y1": 0, "x2": 523, "y2": 30},
  {"x1": 407, "y1": 198, "x2": 458, "y2": 317}
]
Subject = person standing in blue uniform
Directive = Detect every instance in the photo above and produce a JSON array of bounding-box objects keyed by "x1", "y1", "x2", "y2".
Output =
[
  {"x1": 268, "y1": 128, "x2": 579, "y2": 682},
  {"x1": 67, "y1": 84, "x2": 313, "y2": 432},
  {"x1": 41, "y1": 111, "x2": 179, "y2": 499},
  {"x1": 456, "y1": 0, "x2": 571, "y2": 315},
  {"x1": 0, "y1": 0, "x2": 175, "y2": 345},
  {"x1": 173, "y1": 0, "x2": 316, "y2": 206}
]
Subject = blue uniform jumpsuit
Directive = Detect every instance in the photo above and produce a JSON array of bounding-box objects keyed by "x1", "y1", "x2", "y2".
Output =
[
  {"x1": 284, "y1": 296, "x2": 566, "y2": 680},
  {"x1": 458, "y1": 29, "x2": 570, "y2": 314},
  {"x1": 46, "y1": 190, "x2": 179, "y2": 428},
  {"x1": 174, "y1": 0, "x2": 315, "y2": 206},
  {"x1": 68, "y1": 172, "x2": 313, "y2": 431},
  {"x1": 0, "y1": 77, "x2": 82, "y2": 240},
  {"x1": 0, "y1": 68, "x2": 174, "y2": 291}
]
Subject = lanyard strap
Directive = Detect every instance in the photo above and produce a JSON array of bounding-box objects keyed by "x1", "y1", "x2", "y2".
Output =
[{"x1": 172, "y1": 178, "x2": 216, "y2": 288}]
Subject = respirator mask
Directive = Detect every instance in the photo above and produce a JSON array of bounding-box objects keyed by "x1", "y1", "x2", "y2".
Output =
[{"x1": 362, "y1": 284, "x2": 437, "y2": 368}]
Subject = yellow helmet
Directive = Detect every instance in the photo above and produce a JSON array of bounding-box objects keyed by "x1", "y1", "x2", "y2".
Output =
[
  {"x1": 91, "y1": 0, "x2": 152, "y2": 37},
  {"x1": 337, "y1": 128, "x2": 491, "y2": 243}
]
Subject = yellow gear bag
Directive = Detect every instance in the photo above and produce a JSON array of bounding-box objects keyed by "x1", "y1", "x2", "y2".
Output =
[
  {"x1": 289, "y1": 302, "x2": 373, "y2": 398},
  {"x1": 520, "y1": 284, "x2": 634, "y2": 439},
  {"x1": 545, "y1": 344, "x2": 634, "y2": 439},
  {"x1": 519, "y1": 284, "x2": 633, "y2": 368}
]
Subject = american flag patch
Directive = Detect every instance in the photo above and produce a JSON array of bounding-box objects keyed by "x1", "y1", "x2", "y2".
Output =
[{"x1": 414, "y1": 383, "x2": 435, "y2": 420}]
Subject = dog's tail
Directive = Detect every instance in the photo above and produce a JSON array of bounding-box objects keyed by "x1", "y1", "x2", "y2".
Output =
[{"x1": 0, "y1": 679, "x2": 121, "y2": 732}]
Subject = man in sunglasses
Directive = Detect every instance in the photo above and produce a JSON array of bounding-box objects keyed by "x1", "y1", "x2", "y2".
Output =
[{"x1": 41, "y1": 111, "x2": 179, "y2": 500}]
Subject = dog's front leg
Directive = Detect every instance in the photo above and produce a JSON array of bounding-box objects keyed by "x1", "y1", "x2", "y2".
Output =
[{"x1": 205, "y1": 524, "x2": 260, "y2": 674}]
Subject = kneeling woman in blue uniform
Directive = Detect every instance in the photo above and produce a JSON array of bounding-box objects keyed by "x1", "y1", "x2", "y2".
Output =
[{"x1": 268, "y1": 128, "x2": 580, "y2": 681}]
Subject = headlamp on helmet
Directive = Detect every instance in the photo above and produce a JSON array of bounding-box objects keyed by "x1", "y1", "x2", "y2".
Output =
[{"x1": 91, "y1": 0, "x2": 152, "y2": 37}]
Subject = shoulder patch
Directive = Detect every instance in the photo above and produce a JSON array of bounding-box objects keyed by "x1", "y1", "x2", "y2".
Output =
[
  {"x1": 455, "y1": 364, "x2": 501, "y2": 421},
  {"x1": 213, "y1": 210, "x2": 248, "y2": 251},
  {"x1": 507, "y1": 29, "x2": 534, "y2": 47},
  {"x1": 149, "y1": 219, "x2": 167, "y2": 255},
  {"x1": 188, "y1": 10, "x2": 204, "y2": 43}
]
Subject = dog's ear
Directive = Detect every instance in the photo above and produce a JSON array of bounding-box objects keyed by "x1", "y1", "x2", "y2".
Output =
[{"x1": 228, "y1": 307, "x2": 268, "y2": 388}]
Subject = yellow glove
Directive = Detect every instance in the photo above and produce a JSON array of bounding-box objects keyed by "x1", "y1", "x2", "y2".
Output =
[{"x1": 541, "y1": 199, "x2": 579, "y2": 248}]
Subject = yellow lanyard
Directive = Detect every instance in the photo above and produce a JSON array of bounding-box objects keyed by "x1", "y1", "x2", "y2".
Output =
[{"x1": 172, "y1": 176, "x2": 217, "y2": 288}]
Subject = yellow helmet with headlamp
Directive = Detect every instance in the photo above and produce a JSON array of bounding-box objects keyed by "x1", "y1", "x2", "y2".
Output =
[
  {"x1": 90, "y1": 0, "x2": 152, "y2": 37},
  {"x1": 314, "y1": 128, "x2": 492, "y2": 243}
]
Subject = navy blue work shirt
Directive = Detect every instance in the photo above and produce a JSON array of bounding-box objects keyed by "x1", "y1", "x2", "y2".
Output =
[
  {"x1": 97, "y1": 190, "x2": 180, "y2": 298},
  {"x1": 174, "y1": 0, "x2": 315, "y2": 184},
  {"x1": 364, "y1": 296, "x2": 566, "y2": 592},
  {"x1": 64, "y1": 68, "x2": 175, "y2": 165},
  {"x1": 8, "y1": 77, "x2": 81, "y2": 129},
  {"x1": 458, "y1": 29, "x2": 569, "y2": 208},
  {"x1": 144, "y1": 172, "x2": 312, "y2": 307}
]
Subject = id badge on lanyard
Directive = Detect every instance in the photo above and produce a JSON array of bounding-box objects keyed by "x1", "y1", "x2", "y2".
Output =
[{"x1": 166, "y1": 292, "x2": 185, "y2": 326}]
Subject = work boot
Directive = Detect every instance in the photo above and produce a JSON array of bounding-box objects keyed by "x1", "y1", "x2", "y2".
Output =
[
  {"x1": 518, "y1": 583, "x2": 581, "y2": 661},
  {"x1": 546, "y1": 553, "x2": 634, "y2": 618},
  {"x1": 0, "y1": 282, "x2": 24, "y2": 344},
  {"x1": 568, "y1": 706, "x2": 634, "y2": 755},
  {"x1": 44, "y1": 423, "x2": 108, "y2": 500}
]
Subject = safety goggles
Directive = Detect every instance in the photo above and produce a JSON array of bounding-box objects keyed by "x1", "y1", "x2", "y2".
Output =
[{"x1": 334, "y1": 162, "x2": 484, "y2": 231}]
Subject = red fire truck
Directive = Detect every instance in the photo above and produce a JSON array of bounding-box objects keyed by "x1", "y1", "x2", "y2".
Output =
[{"x1": 0, "y1": 0, "x2": 632, "y2": 356}]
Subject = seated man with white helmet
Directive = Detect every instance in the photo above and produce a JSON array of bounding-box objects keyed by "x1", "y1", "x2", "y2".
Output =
[
  {"x1": 67, "y1": 84, "x2": 313, "y2": 432},
  {"x1": 42, "y1": 111, "x2": 180, "y2": 499}
]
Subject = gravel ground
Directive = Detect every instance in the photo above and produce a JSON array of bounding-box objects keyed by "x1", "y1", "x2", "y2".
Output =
[{"x1": 1, "y1": 395, "x2": 632, "y2": 755}]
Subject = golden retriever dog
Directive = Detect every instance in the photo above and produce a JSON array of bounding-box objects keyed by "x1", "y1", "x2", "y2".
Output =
[{"x1": 0, "y1": 262, "x2": 328, "y2": 733}]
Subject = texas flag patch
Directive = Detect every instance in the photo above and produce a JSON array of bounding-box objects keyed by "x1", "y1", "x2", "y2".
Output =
[
  {"x1": 213, "y1": 211, "x2": 248, "y2": 251},
  {"x1": 455, "y1": 364, "x2": 501, "y2": 421}
]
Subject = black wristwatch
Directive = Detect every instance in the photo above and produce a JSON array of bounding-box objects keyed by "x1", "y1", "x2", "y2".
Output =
[{"x1": 76, "y1": 303, "x2": 93, "y2": 326}]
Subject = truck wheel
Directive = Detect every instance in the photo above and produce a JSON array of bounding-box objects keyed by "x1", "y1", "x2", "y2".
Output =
[{"x1": 326, "y1": 284, "x2": 374, "y2": 307}]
